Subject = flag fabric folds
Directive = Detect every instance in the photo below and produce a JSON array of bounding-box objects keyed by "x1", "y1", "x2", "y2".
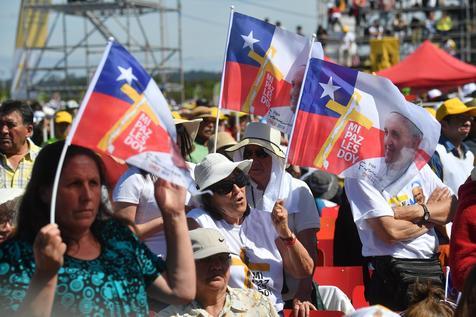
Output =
[
  {"x1": 221, "y1": 12, "x2": 323, "y2": 134},
  {"x1": 67, "y1": 40, "x2": 192, "y2": 189},
  {"x1": 289, "y1": 58, "x2": 440, "y2": 193}
]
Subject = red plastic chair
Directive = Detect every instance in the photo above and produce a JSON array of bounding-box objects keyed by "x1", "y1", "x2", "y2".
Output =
[
  {"x1": 313, "y1": 266, "x2": 365, "y2": 299},
  {"x1": 316, "y1": 206, "x2": 339, "y2": 266},
  {"x1": 317, "y1": 239, "x2": 334, "y2": 266},
  {"x1": 351, "y1": 285, "x2": 369, "y2": 308},
  {"x1": 283, "y1": 309, "x2": 344, "y2": 317}
]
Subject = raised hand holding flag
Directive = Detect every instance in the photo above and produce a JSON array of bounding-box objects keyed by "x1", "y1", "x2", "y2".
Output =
[{"x1": 48, "y1": 39, "x2": 194, "y2": 223}]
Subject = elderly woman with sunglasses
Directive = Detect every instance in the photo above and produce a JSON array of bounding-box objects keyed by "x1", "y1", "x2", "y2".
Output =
[
  {"x1": 225, "y1": 122, "x2": 321, "y2": 316},
  {"x1": 187, "y1": 153, "x2": 314, "y2": 315}
]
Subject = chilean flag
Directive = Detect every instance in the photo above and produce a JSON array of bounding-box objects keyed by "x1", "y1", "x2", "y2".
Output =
[
  {"x1": 289, "y1": 59, "x2": 440, "y2": 193},
  {"x1": 67, "y1": 40, "x2": 192, "y2": 189},
  {"x1": 221, "y1": 12, "x2": 323, "y2": 134}
]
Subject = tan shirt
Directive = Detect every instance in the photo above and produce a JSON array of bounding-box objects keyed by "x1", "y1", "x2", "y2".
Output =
[{"x1": 158, "y1": 287, "x2": 279, "y2": 316}]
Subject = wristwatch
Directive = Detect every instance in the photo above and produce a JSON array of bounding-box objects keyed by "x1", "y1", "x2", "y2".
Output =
[
  {"x1": 422, "y1": 204, "x2": 430, "y2": 223},
  {"x1": 280, "y1": 233, "x2": 297, "y2": 246}
]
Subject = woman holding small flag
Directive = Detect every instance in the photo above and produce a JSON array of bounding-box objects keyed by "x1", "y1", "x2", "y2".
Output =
[
  {"x1": 225, "y1": 122, "x2": 322, "y2": 315},
  {"x1": 187, "y1": 153, "x2": 314, "y2": 315},
  {"x1": 0, "y1": 141, "x2": 195, "y2": 316}
]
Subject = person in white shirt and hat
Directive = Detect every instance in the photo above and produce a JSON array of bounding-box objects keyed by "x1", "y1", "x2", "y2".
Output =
[
  {"x1": 112, "y1": 115, "x2": 202, "y2": 259},
  {"x1": 187, "y1": 153, "x2": 314, "y2": 315},
  {"x1": 159, "y1": 228, "x2": 279, "y2": 317},
  {"x1": 224, "y1": 122, "x2": 321, "y2": 315}
]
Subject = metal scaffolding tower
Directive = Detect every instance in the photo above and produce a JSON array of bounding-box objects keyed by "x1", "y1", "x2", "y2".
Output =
[{"x1": 12, "y1": 0, "x2": 183, "y2": 101}]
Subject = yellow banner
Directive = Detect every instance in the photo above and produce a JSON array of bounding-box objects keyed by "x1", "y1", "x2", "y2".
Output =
[
  {"x1": 370, "y1": 37, "x2": 400, "y2": 72},
  {"x1": 15, "y1": 0, "x2": 50, "y2": 49}
]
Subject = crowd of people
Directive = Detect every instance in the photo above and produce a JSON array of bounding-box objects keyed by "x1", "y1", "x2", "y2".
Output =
[
  {"x1": 1, "y1": 79, "x2": 476, "y2": 317},
  {"x1": 316, "y1": 0, "x2": 471, "y2": 67}
]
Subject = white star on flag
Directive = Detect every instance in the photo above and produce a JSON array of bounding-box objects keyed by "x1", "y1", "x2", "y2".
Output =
[
  {"x1": 319, "y1": 77, "x2": 341, "y2": 100},
  {"x1": 116, "y1": 66, "x2": 138, "y2": 85},
  {"x1": 241, "y1": 31, "x2": 260, "y2": 51}
]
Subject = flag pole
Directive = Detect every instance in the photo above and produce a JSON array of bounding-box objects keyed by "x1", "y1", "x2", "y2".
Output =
[
  {"x1": 277, "y1": 34, "x2": 316, "y2": 199},
  {"x1": 49, "y1": 38, "x2": 115, "y2": 224},
  {"x1": 214, "y1": 5, "x2": 234, "y2": 153}
]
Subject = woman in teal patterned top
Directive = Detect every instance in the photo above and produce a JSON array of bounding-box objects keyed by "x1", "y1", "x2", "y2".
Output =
[{"x1": 0, "y1": 141, "x2": 195, "y2": 316}]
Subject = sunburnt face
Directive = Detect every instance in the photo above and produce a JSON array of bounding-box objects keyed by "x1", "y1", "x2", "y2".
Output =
[
  {"x1": 195, "y1": 253, "x2": 231, "y2": 292},
  {"x1": 54, "y1": 154, "x2": 101, "y2": 235},
  {"x1": 0, "y1": 111, "x2": 33, "y2": 156}
]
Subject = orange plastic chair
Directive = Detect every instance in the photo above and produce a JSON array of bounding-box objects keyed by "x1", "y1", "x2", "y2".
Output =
[
  {"x1": 317, "y1": 216, "x2": 337, "y2": 241},
  {"x1": 321, "y1": 205, "x2": 340, "y2": 219},
  {"x1": 313, "y1": 266, "x2": 365, "y2": 299},
  {"x1": 283, "y1": 309, "x2": 344, "y2": 317}
]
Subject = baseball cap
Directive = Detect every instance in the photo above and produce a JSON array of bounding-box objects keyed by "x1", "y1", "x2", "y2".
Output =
[
  {"x1": 189, "y1": 228, "x2": 231, "y2": 260},
  {"x1": 55, "y1": 111, "x2": 73, "y2": 124},
  {"x1": 436, "y1": 98, "x2": 476, "y2": 121}
]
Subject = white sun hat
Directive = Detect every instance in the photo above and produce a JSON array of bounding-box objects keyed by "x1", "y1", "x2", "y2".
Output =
[
  {"x1": 225, "y1": 122, "x2": 285, "y2": 159},
  {"x1": 194, "y1": 153, "x2": 252, "y2": 190}
]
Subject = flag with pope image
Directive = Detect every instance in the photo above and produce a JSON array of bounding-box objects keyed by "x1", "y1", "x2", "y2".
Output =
[{"x1": 289, "y1": 58, "x2": 441, "y2": 194}]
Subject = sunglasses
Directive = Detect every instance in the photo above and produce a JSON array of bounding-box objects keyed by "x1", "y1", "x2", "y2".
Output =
[
  {"x1": 208, "y1": 172, "x2": 249, "y2": 195},
  {"x1": 243, "y1": 148, "x2": 269, "y2": 159}
]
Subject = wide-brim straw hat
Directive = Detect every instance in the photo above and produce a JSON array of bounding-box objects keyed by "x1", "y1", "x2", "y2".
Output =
[
  {"x1": 208, "y1": 132, "x2": 237, "y2": 153},
  {"x1": 172, "y1": 111, "x2": 202, "y2": 142},
  {"x1": 194, "y1": 153, "x2": 252, "y2": 190},
  {"x1": 190, "y1": 106, "x2": 226, "y2": 120},
  {"x1": 226, "y1": 122, "x2": 285, "y2": 159}
]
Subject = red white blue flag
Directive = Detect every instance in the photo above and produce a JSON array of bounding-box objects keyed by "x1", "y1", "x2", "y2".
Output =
[
  {"x1": 289, "y1": 58, "x2": 440, "y2": 193},
  {"x1": 67, "y1": 40, "x2": 192, "y2": 188},
  {"x1": 221, "y1": 12, "x2": 323, "y2": 134}
]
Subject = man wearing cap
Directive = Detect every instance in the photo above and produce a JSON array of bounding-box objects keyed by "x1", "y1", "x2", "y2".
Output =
[
  {"x1": 188, "y1": 106, "x2": 225, "y2": 164},
  {"x1": 429, "y1": 98, "x2": 476, "y2": 267},
  {"x1": 0, "y1": 100, "x2": 40, "y2": 189},
  {"x1": 430, "y1": 97, "x2": 476, "y2": 195},
  {"x1": 44, "y1": 110, "x2": 73, "y2": 145},
  {"x1": 225, "y1": 122, "x2": 321, "y2": 313},
  {"x1": 159, "y1": 228, "x2": 278, "y2": 316}
]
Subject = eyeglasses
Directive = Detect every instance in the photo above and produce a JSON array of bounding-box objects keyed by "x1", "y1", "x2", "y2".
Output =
[
  {"x1": 208, "y1": 172, "x2": 249, "y2": 195},
  {"x1": 243, "y1": 147, "x2": 269, "y2": 159}
]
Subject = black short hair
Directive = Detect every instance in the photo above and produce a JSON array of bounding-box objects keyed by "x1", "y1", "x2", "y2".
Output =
[{"x1": 0, "y1": 100, "x2": 34, "y2": 126}]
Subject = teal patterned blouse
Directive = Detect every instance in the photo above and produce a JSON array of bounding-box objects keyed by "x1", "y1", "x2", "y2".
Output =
[{"x1": 0, "y1": 219, "x2": 165, "y2": 316}]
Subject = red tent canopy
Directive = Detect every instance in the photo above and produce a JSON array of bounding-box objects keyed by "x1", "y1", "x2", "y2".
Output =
[{"x1": 377, "y1": 40, "x2": 476, "y2": 90}]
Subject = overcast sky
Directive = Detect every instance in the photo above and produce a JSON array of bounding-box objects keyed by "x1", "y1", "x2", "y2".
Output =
[{"x1": 0, "y1": 0, "x2": 319, "y2": 80}]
